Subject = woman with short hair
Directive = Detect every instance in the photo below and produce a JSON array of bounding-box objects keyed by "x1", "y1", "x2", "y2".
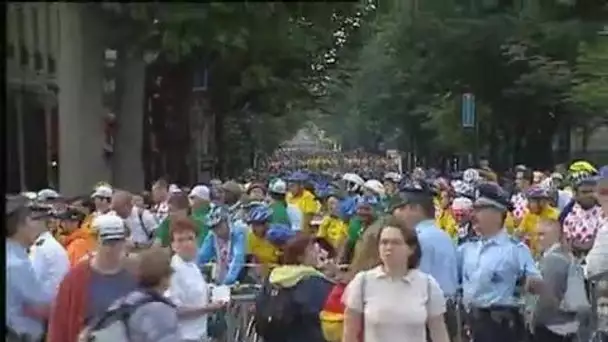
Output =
[{"x1": 342, "y1": 216, "x2": 450, "y2": 342}]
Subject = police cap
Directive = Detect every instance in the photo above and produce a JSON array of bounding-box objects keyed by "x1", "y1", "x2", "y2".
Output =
[
  {"x1": 473, "y1": 182, "x2": 512, "y2": 212},
  {"x1": 54, "y1": 208, "x2": 86, "y2": 222},
  {"x1": 6, "y1": 194, "x2": 28, "y2": 217},
  {"x1": 386, "y1": 180, "x2": 435, "y2": 213}
]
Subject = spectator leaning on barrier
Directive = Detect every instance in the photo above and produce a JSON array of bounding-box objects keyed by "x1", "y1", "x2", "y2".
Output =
[
  {"x1": 6, "y1": 195, "x2": 53, "y2": 342},
  {"x1": 197, "y1": 205, "x2": 247, "y2": 285},
  {"x1": 48, "y1": 214, "x2": 137, "y2": 342}
]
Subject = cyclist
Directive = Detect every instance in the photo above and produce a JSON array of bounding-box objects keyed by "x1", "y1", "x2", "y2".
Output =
[
  {"x1": 197, "y1": 205, "x2": 246, "y2": 285},
  {"x1": 286, "y1": 172, "x2": 321, "y2": 233},
  {"x1": 268, "y1": 179, "x2": 302, "y2": 232},
  {"x1": 246, "y1": 205, "x2": 281, "y2": 274},
  {"x1": 316, "y1": 192, "x2": 348, "y2": 251},
  {"x1": 560, "y1": 168, "x2": 602, "y2": 259},
  {"x1": 517, "y1": 186, "x2": 559, "y2": 255}
]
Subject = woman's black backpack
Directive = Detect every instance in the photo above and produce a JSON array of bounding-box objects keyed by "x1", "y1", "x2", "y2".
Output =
[{"x1": 254, "y1": 278, "x2": 298, "y2": 340}]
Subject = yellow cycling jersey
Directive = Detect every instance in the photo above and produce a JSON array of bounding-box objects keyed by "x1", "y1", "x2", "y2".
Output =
[
  {"x1": 316, "y1": 216, "x2": 348, "y2": 250},
  {"x1": 247, "y1": 230, "x2": 280, "y2": 265},
  {"x1": 518, "y1": 206, "x2": 559, "y2": 255}
]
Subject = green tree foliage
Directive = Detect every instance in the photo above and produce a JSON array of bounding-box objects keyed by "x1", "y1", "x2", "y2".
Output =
[
  {"x1": 320, "y1": 0, "x2": 608, "y2": 169},
  {"x1": 101, "y1": 2, "x2": 374, "y2": 176}
]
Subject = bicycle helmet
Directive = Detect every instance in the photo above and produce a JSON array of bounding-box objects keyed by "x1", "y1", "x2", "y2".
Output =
[
  {"x1": 205, "y1": 205, "x2": 229, "y2": 227},
  {"x1": 265, "y1": 223, "x2": 295, "y2": 245},
  {"x1": 383, "y1": 172, "x2": 402, "y2": 183},
  {"x1": 568, "y1": 160, "x2": 596, "y2": 174},
  {"x1": 287, "y1": 171, "x2": 308, "y2": 183},
  {"x1": 363, "y1": 179, "x2": 385, "y2": 196},
  {"x1": 246, "y1": 205, "x2": 273, "y2": 224},
  {"x1": 526, "y1": 186, "x2": 550, "y2": 200},
  {"x1": 463, "y1": 168, "x2": 480, "y2": 184},
  {"x1": 342, "y1": 173, "x2": 364, "y2": 192}
]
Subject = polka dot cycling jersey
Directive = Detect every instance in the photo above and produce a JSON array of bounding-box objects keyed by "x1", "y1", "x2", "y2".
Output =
[
  {"x1": 562, "y1": 203, "x2": 604, "y2": 244},
  {"x1": 511, "y1": 193, "x2": 528, "y2": 221}
]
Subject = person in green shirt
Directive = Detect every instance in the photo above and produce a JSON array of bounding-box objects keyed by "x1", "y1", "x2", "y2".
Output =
[
  {"x1": 267, "y1": 179, "x2": 292, "y2": 226},
  {"x1": 153, "y1": 190, "x2": 209, "y2": 248},
  {"x1": 341, "y1": 198, "x2": 377, "y2": 264}
]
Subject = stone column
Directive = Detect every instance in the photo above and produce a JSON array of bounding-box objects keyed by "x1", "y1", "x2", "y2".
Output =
[
  {"x1": 113, "y1": 50, "x2": 146, "y2": 192},
  {"x1": 57, "y1": 4, "x2": 109, "y2": 196}
]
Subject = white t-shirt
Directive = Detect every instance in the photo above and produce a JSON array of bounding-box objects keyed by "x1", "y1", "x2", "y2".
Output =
[
  {"x1": 166, "y1": 254, "x2": 209, "y2": 340},
  {"x1": 125, "y1": 207, "x2": 159, "y2": 244},
  {"x1": 29, "y1": 231, "x2": 70, "y2": 301}
]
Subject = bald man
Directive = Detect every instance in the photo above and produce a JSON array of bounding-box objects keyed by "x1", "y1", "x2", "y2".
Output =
[{"x1": 112, "y1": 191, "x2": 158, "y2": 250}]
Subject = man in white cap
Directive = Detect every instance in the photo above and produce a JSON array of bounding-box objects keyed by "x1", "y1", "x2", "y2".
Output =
[
  {"x1": 268, "y1": 179, "x2": 302, "y2": 232},
  {"x1": 189, "y1": 185, "x2": 212, "y2": 223},
  {"x1": 91, "y1": 185, "x2": 113, "y2": 217},
  {"x1": 48, "y1": 213, "x2": 137, "y2": 342}
]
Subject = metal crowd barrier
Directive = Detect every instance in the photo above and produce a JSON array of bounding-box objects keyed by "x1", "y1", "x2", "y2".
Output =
[{"x1": 589, "y1": 271, "x2": 608, "y2": 334}]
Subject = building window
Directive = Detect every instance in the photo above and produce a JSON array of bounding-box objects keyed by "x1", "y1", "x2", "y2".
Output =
[
  {"x1": 34, "y1": 51, "x2": 43, "y2": 71},
  {"x1": 31, "y1": 7, "x2": 39, "y2": 49},
  {"x1": 8, "y1": 43, "x2": 15, "y2": 59},
  {"x1": 20, "y1": 45, "x2": 29, "y2": 67},
  {"x1": 48, "y1": 56, "x2": 56, "y2": 73}
]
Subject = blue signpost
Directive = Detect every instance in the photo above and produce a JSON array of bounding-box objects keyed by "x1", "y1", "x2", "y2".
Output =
[
  {"x1": 461, "y1": 93, "x2": 478, "y2": 166},
  {"x1": 461, "y1": 93, "x2": 476, "y2": 128}
]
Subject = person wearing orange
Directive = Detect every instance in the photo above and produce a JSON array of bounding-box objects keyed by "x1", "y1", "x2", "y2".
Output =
[
  {"x1": 517, "y1": 186, "x2": 559, "y2": 255},
  {"x1": 59, "y1": 209, "x2": 97, "y2": 266}
]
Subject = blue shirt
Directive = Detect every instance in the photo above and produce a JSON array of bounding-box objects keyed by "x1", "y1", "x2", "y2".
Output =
[
  {"x1": 415, "y1": 219, "x2": 459, "y2": 297},
  {"x1": 458, "y1": 230, "x2": 540, "y2": 308},
  {"x1": 6, "y1": 240, "x2": 52, "y2": 339},
  {"x1": 196, "y1": 221, "x2": 247, "y2": 285}
]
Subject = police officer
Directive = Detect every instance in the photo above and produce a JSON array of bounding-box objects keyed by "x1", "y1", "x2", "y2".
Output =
[
  {"x1": 390, "y1": 179, "x2": 460, "y2": 340},
  {"x1": 29, "y1": 207, "x2": 70, "y2": 301},
  {"x1": 6, "y1": 195, "x2": 53, "y2": 342},
  {"x1": 459, "y1": 182, "x2": 548, "y2": 342}
]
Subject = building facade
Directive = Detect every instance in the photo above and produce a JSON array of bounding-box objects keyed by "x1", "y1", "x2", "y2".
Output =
[{"x1": 7, "y1": 3, "x2": 146, "y2": 195}]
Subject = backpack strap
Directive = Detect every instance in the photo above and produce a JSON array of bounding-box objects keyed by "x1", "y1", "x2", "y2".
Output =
[{"x1": 138, "y1": 209, "x2": 154, "y2": 241}]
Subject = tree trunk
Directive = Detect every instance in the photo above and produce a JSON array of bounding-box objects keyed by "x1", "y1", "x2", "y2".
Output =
[
  {"x1": 58, "y1": 4, "x2": 108, "y2": 196},
  {"x1": 113, "y1": 49, "x2": 146, "y2": 192}
]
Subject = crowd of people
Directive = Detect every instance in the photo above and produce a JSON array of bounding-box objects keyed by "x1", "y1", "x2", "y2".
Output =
[
  {"x1": 5, "y1": 158, "x2": 608, "y2": 342},
  {"x1": 262, "y1": 149, "x2": 400, "y2": 176}
]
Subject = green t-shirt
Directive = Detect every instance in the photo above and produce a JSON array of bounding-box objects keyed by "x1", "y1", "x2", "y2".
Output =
[
  {"x1": 346, "y1": 217, "x2": 364, "y2": 250},
  {"x1": 270, "y1": 201, "x2": 291, "y2": 225},
  {"x1": 156, "y1": 207, "x2": 209, "y2": 247}
]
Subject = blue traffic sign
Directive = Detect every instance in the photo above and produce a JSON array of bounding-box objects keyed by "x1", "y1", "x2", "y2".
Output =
[{"x1": 461, "y1": 93, "x2": 476, "y2": 128}]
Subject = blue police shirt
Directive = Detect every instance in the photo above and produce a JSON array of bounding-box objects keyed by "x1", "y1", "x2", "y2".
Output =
[
  {"x1": 6, "y1": 240, "x2": 52, "y2": 339},
  {"x1": 416, "y1": 219, "x2": 459, "y2": 297},
  {"x1": 458, "y1": 230, "x2": 540, "y2": 308}
]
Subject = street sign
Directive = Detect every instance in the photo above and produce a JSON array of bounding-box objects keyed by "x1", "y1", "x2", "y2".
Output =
[{"x1": 461, "y1": 93, "x2": 476, "y2": 128}]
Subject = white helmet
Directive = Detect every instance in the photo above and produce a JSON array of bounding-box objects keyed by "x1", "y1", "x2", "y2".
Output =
[
  {"x1": 342, "y1": 173, "x2": 364, "y2": 192},
  {"x1": 363, "y1": 180, "x2": 385, "y2": 197},
  {"x1": 383, "y1": 172, "x2": 402, "y2": 183}
]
